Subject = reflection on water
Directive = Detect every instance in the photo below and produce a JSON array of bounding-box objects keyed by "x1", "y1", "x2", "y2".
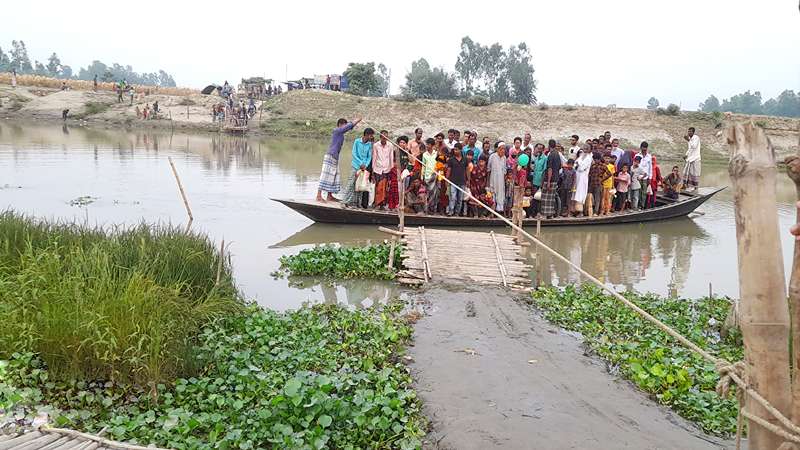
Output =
[{"x1": 0, "y1": 123, "x2": 796, "y2": 305}]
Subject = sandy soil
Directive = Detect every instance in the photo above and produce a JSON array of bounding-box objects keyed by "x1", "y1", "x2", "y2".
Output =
[{"x1": 409, "y1": 286, "x2": 734, "y2": 450}]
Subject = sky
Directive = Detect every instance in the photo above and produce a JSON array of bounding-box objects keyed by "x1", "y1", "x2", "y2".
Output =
[{"x1": 3, "y1": 0, "x2": 799, "y2": 109}]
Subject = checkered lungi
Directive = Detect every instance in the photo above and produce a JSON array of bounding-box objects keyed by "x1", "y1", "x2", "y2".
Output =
[
  {"x1": 683, "y1": 160, "x2": 701, "y2": 187},
  {"x1": 318, "y1": 154, "x2": 341, "y2": 193},
  {"x1": 340, "y1": 168, "x2": 359, "y2": 205},
  {"x1": 540, "y1": 182, "x2": 558, "y2": 216}
]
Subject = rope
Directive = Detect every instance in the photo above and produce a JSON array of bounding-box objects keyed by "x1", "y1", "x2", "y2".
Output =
[{"x1": 369, "y1": 126, "x2": 800, "y2": 444}]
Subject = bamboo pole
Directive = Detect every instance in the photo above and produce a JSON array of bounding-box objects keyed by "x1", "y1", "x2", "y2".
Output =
[
  {"x1": 420, "y1": 227, "x2": 431, "y2": 281},
  {"x1": 167, "y1": 156, "x2": 194, "y2": 232},
  {"x1": 728, "y1": 121, "x2": 792, "y2": 449},
  {"x1": 785, "y1": 124, "x2": 800, "y2": 427},
  {"x1": 215, "y1": 239, "x2": 225, "y2": 286},
  {"x1": 490, "y1": 231, "x2": 508, "y2": 287}
]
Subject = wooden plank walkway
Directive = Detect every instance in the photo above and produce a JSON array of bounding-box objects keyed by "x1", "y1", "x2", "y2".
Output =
[
  {"x1": 0, "y1": 428, "x2": 169, "y2": 450},
  {"x1": 398, "y1": 227, "x2": 532, "y2": 289}
]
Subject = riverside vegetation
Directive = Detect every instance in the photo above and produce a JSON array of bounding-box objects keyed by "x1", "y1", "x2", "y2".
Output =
[
  {"x1": 531, "y1": 285, "x2": 742, "y2": 435},
  {"x1": 0, "y1": 213, "x2": 423, "y2": 449},
  {"x1": 276, "y1": 244, "x2": 402, "y2": 280}
]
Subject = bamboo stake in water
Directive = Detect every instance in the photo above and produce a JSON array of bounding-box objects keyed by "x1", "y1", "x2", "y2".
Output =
[
  {"x1": 215, "y1": 239, "x2": 225, "y2": 286},
  {"x1": 167, "y1": 156, "x2": 194, "y2": 232}
]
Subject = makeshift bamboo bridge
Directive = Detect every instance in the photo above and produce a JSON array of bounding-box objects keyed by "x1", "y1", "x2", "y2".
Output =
[
  {"x1": 0, "y1": 428, "x2": 170, "y2": 450},
  {"x1": 389, "y1": 227, "x2": 532, "y2": 289}
]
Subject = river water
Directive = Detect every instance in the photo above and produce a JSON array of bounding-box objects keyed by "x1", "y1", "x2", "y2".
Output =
[{"x1": 0, "y1": 123, "x2": 795, "y2": 309}]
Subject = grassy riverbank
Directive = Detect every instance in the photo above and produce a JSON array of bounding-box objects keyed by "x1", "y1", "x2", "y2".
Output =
[
  {"x1": 0, "y1": 214, "x2": 423, "y2": 449},
  {"x1": 530, "y1": 285, "x2": 742, "y2": 435}
]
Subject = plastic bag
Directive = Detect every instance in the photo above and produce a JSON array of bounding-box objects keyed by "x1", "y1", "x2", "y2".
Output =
[
  {"x1": 367, "y1": 180, "x2": 376, "y2": 205},
  {"x1": 355, "y1": 170, "x2": 371, "y2": 192}
]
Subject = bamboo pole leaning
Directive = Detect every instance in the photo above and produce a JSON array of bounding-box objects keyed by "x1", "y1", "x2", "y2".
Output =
[
  {"x1": 167, "y1": 156, "x2": 194, "y2": 232},
  {"x1": 785, "y1": 123, "x2": 800, "y2": 431},
  {"x1": 728, "y1": 121, "x2": 792, "y2": 449}
]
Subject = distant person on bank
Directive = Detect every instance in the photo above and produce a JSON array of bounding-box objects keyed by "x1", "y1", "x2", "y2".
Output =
[{"x1": 316, "y1": 117, "x2": 362, "y2": 202}]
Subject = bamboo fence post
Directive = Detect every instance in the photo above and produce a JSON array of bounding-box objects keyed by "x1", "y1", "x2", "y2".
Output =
[
  {"x1": 785, "y1": 125, "x2": 800, "y2": 427},
  {"x1": 167, "y1": 156, "x2": 194, "y2": 232},
  {"x1": 728, "y1": 121, "x2": 792, "y2": 449}
]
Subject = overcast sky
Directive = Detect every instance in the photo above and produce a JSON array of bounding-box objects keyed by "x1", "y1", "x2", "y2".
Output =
[{"x1": 4, "y1": 0, "x2": 798, "y2": 109}]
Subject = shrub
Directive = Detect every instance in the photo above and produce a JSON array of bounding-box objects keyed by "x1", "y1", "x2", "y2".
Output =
[
  {"x1": 563, "y1": 104, "x2": 577, "y2": 111},
  {"x1": 0, "y1": 212, "x2": 241, "y2": 385},
  {"x1": 463, "y1": 95, "x2": 492, "y2": 107},
  {"x1": 711, "y1": 111, "x2": 724, "y2": 128},
  {"x1": 657, "y1": 103, "x2": 681, "y2": 116},
  {"x1": 754, "y1": 120, "x2": 768, "y2": 128},
  {"x1": 538, "y1": 102, "x2": 549, "y2": 110},
  {"x1": 177, "y1": 97, "x2": 196, "y2": 106},
  {"x1": 391, "y1": 93, "x2": 417, "y2": 103}
]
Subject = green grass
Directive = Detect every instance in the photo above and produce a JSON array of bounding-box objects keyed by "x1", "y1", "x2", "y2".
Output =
[
  {"x1": 0, "y1": 211, "x2": 241, "y2": 385},
  {"x1": 275, "y1": 244, "x2": 401, "y2": 280},
  {"x1": 259, "y1": 118, "x2": 335, "y2": 137},
  {"x1": 2, "y1": 303, "x2": 425, "y2": 450},
  {"x1": 530, "y1": 285, "x2": 742, "y2": 435},
  {"x1": 73, "y1": 101, "x2": 111, "y2": 119}
]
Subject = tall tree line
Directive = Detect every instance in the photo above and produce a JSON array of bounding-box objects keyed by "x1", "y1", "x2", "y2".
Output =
[
  {"x1": 343, "y1": 36, "x2": 538, "y2": 104},
  {"x1": 699, "y1": 90, "x2": 800, "y2": 118},
  {"x1": 0, "y1": 40, "x2": 177, "y2": 87}
]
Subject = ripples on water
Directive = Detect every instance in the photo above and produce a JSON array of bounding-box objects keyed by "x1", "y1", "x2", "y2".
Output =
[{"x1": 0, "y1": 123, "x2": 795, "y2": 307}]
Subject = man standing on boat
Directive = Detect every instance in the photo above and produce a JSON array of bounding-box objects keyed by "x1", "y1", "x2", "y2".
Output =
[
  {"x1": 682, "y1": 127, "x2": 701, "y2": 192},
  {"x1": 316, "y1": 117, "x2": 361, "y2": 202},
  {"x1": 638, "y1": 142, "x2": 653, "y2": 209}
]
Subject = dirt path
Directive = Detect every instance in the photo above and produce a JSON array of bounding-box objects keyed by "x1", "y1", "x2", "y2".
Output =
[{"x1": 409, "y1": 286, "x2": 733, "y2": 450}]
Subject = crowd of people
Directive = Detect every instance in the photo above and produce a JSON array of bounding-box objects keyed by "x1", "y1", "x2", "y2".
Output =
[{"x1": 317, "y1": 119, "x2": 702, "y2": 219}]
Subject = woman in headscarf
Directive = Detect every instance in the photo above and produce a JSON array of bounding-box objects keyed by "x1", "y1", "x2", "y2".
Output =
[{"x1": 572, "y1": 144, "x2": 592, "y2": 216}]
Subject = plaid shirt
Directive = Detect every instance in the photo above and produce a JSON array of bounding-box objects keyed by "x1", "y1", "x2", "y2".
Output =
[{"x1": 588, "y1": 161, "x2": 611, "y2": 189}]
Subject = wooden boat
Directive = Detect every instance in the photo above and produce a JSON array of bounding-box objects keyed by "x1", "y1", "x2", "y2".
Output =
[{"x1": 272, "y1": 187, "x2": 724, "y2": 227}]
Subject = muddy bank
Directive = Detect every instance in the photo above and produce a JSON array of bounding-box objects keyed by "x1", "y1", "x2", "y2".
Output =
[
  {"x1": 409, "y1": 286, "x2": 733, "y2": 449},
  {"x1": 2, "y1": 84, "x2": 797, "y2": 161}
]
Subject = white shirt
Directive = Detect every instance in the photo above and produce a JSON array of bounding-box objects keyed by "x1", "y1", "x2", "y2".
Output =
[
  {"x1": 569, "y1": 145, "x2": 582, "y2": 159},
  {"x1": 445, "y1": 139, "x2": 458, "y2": 150},
  {"x1": 639, "y1": 153, "x2": 653, "y2": 179},
  {"x1": 686, "y1": 135, "x2": 701, "y2": 163}
]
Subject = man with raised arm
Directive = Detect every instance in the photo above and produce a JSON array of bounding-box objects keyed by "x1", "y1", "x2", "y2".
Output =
[{"x1": 317, "y1": 117, "x2": 362, "y2": 202}]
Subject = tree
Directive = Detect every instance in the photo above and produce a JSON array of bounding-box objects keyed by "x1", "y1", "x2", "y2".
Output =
[
  {"x1": 721, "y1": 90, "x2": 763, "y2": 115},
  {"x1": 401, "y1": 58, "x2": 459, "y2": 100},
  {"x1": 505, "y1": 43, "x2": 537, "y2": 105},
  {"x1": 60, "y1": 65, "x2": 73, "y2": 79},
  {"x1": 647, "y1": 97, "x2": 660, "y2": 110},
  {"x1": 46, "y1": 53, "x2": 61, "y2": 76},
  {"x1": 344, "y1": 62, "x2": 380, "y2": 97},
  {"x1": 0, "y1": 47, "x2": 10, "y2": 72},
  {"x1": 699, "y1": 95, "x2": 721, "y2": 112},
  {"x1": 455, "y1": 36, "x2": 485, "y2": 95},
  {"x1": 763, "y1": 90, "x2": 800, "y2": 118},
  {"x1": 10, "y1": 40, "x2": 32, "y2": 73},
  {"x1": 375, "y1": 63, "x2": 390, "y2": 97},
  {"x1": 158, "y1": 70, "x2": 176, "y2": 87},
  {"x1": 33, "y1": 61, "x2": 47, "y2": 75}
]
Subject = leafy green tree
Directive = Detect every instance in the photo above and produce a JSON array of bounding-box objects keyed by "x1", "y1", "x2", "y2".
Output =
[
  {"x1": 721, "y1": 90, "x2": 763, "y2": 115},
  {"x1": 505, "y1": 43, "x2": 537, "y2": 105},
  {"x1": 33, "y1": 61, "x2": 47, "y2": 76},
  {"x1": 455, "y1": 36, "x2": 485, "y2": 95},
  {"x1": 401, "y1": 58, "x2": 459, "y2": 100},
  {"x1": 46, "y1": 53, "x2": 61, "y2": 76},
  {"x1": 344, "y1": 62, "x2": 380, "y2": 97},
  {"x1": 10, "y1": 40, "x2": 33, "y2": 73},
  {"x1": 762, "y1": 90, "x2": 799, "y2": 118},
  {"x1": 60, "y1": 65, "x2": 73, "y2": 79},
  {"x1": 699, "y1": 95, "x2": 720, "y2": 112},
  {"x1": 158, "y1": 70, "x2": 177, "y2": 87},
  {"x1": 376, "y1": 63, "x2": 390, "y2": 97},
  {"x1": 647, "y1": 97, "x2": 660, "y2": 110}
]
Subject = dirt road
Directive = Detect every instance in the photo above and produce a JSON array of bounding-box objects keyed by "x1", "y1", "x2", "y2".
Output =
[{"x1": 409, "y1": 286, "x2": 733, "y2": 450}]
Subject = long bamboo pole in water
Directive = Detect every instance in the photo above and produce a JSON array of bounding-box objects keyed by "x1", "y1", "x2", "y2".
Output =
[
  {"x1": 728, "y1": 121, "x2": 792, "y2": 449},
  {"x1": 167, "y1": 156, "x2": 194, "y2": 232},
  {"x1": 785, "y1": 124, "x2": 800, "y2": 428}
]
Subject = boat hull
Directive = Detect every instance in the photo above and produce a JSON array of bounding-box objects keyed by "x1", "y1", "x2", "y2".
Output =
[{"x1": 272, "y1": 187, "x2": 723, "y2": 227}]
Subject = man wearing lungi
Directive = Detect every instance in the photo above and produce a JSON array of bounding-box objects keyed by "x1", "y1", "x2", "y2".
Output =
[{"x1": 317, "y1": 117, "x2": 362, "y2": 202}]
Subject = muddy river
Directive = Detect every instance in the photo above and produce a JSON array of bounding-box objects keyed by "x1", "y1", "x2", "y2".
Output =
[{"x1": 0, "y1": 123, "x2": 795, "y2": 309}]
